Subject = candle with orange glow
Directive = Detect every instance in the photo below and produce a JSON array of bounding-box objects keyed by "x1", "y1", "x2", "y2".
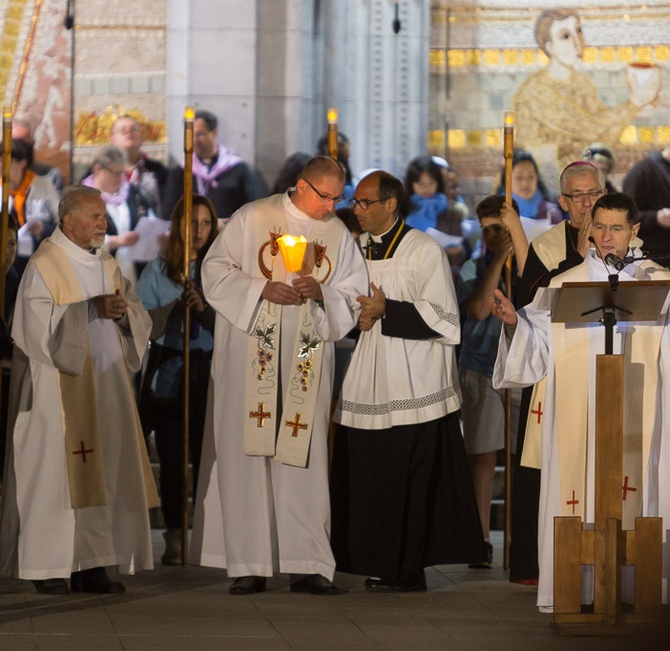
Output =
[
  {"x1": 327, "y1": 108, "x2": 338, "y2": 161},
  {"x1": 1, "y1": 104, "x2": 13, "y2": 315},
  {"x1": 503, "y1": 112, "x2": 514, "y2": 205},
  {"x1": 180, "y1": 104, "x2": 196, "y2": 564},
  {"x1": 277, "y1": 234, "x2": 308, "y2": 273}
]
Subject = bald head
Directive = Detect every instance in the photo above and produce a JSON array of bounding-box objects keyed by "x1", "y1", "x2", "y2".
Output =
[
  {"x1": 300, "y1": 155, "x2": 345, "y2": 185},
  {"x1": 291, "y1": 156, "x2": 346, "y2": 220}
]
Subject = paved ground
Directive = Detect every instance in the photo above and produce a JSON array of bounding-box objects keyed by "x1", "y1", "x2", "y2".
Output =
[{"x1": 0, "y1": 531, "x2": 667, "y2": 650}]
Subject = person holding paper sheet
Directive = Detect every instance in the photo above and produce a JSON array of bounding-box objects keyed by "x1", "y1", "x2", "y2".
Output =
[
  {"x1": 81, "y1": 145, "x2": 152, "y2": 287},
  {"x1": 190, "y1": 156, "x2": 368, "y2": 596},
  {"x1": 2, "y1": 138, "x2": 60, "y2": 274},
  {"x1": 491, "y1": 192, "x2": 670, "y2": 611}
]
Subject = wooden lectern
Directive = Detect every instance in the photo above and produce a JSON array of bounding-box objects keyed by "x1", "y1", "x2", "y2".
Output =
[{"x1": 548, "y1": 280, "x2": 670, "y2": 635}]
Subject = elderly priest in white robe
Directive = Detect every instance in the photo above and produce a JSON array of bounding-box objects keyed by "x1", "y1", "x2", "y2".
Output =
[
  {"x1": 191, "y1": 156, "x2": 368, "y2": 596},
  {"x1": 0, "y1": 186, "x2": 158, "y2": 595},
  {"x1": 491, "y1": 192, "x2": 670, "y2": 612}
]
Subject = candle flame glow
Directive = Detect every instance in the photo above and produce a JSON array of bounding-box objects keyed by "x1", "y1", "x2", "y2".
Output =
[
  {"x1": 277, "y1": 234, "x2": 308, "y2": 273},
  {"x1": 184, "y1": 106, "x2": 195, "y2": 121},
  {"x1": 327, "y1": 108, "x2": 338, "y2": 124}
]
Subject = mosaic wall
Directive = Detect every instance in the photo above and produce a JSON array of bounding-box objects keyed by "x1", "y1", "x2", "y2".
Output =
[
  {"x1": 429, "y1": 2, "x2": 670, "y2": 201},
  {"x1": 0, "y1": 0, "x2": 71, "y2": 177},
  {"x1": 0, "y1": 0, "x2": 166, "y2": 183}
]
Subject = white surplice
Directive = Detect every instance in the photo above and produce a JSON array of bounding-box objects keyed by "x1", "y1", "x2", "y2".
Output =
[
  {"x1": 0, "y1": 227, "x2": 155, "y2": 580},
  {"x1": 493, "y1": 249, "x2": 670, "y2": 610},
  {"x1": 336, "y1": 229, "x2": 461, "y2": 430},
  {"x1": 190, "y1": 193, "x2": 368, "y2": 579}
]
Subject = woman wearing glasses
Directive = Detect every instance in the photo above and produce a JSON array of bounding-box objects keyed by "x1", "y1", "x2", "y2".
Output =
[{"x1": 82, "y1": 145, "x2": 152, "y2": 286}]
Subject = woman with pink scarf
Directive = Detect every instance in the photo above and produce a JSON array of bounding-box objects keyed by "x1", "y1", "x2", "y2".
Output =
[{"x1": 82, "y1": 145, "x2": 151, "y2": 286}]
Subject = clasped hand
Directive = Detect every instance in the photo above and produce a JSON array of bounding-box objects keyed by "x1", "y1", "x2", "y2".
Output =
[
  {"x1": 262, "y1": 275, "x2": 323, "y2": 306},
  {"x1": 90, "y1": 289, "x2": 128, "y2": 320},
  {"x1": 357, "y1": 282, "x2": 386, "y2": 331},
  {"x1": 183, "y1": 281, "x2": 207, "y2": 313}
]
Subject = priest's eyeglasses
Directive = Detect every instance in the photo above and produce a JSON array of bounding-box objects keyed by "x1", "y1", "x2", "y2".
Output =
[
  {"x1": 350, "y1": 197, "x2": 390, "y2": 210},
  {"x1": 561, "y1": 189, "x2": 604, "y2": 203},
  {"x1": 304, "y1": 179, "x2": 345, "y2": 204}
]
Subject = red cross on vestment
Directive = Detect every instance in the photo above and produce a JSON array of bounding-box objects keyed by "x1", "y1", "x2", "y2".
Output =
[
  {"x1": 622, "y1": 475, "x2": 637, "y2": 501},
  {"x1": 566, "y1": 490, "x2": 579, "y2": 514},
  {"x1": 72, "y1": 440, "x2": 94, "y2": 463},
  {"x1": 530, "y1": 401, "x2": 543, "y2": 425},
  {"x1": 249, "y1": 402, "x2": 272, "y2": 427},
  {"x1": 286, "y1": 412, "x2": 308, "y2": 438}
]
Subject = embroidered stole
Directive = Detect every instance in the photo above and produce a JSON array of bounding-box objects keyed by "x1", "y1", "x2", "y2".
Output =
[
  {"x1": 522, "y1": 227, "x2": 648, "y2": 472},
  {"x1": 551, "y1": 320, "x2": 661, "y2": 525},
  {"x1": 32, "y1": 242, "x2": 158, "y2": 509},
  {"x1": 521, "y1": 224, "x2": 572, "y2": 469},
  {"x1": 243, "y1": 204, "x2": 337, "y2": 467}
]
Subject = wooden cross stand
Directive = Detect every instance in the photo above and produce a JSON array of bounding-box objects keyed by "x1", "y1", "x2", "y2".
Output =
[{"x1": 549, "y1": 280, "x2": 670, "y2": 635}]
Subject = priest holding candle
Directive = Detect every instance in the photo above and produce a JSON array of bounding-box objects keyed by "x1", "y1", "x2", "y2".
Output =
[{"x1": 191, "y1": 155, "x2": 368, "y2": 595}]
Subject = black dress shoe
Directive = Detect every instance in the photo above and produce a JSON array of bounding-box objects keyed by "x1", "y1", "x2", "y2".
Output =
[
  {"x1": 364, "y1": 571, "x2": 427, "y2": 593},
  {"x1": 32, "y1": 578, "x2": 70, "y2": 595},
  {"x1": 229, "y1": 575, "x2": 266, "y2": 595},
  {"x1": 70, "y1": 567, "x2": 125, "y2": 594},
  {"x1": 290, "y1": 574, "x2": 339, "y2": 595}
]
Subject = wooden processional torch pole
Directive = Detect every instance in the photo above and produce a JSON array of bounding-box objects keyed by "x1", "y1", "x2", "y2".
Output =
[
  {"x1": 0, "y1": 106, "x2": 12, "y2": 424},
  {"x1": 503, "y1": 111, "x2": 514, "y2": 570},
  {"x1": 181, "y1": 106, "x2": 195, "y2": 566},
  {"x1": 327, "y1": 108, "x2": 338, "y2": 161}
]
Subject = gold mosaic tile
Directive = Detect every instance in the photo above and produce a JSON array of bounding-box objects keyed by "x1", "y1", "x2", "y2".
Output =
[
  {"x1": 520, "y1": 49, "x2": 536, "y2": 65},
  {"x1": 636, "y1": 46, "x2": 653, "y2": 63},
  {"x1": 5, "y1": 20, "x2": 20, "y2": 38},
  {"x1": 483, "y1": 49, "x2": 500, "y2": 66},
  {"x1": 485, "y1": 129, "x2": 501, "y2": 147},
  {"x1": 441, "y1": 126, "x2": 670, "y2": 149},
  {"x1": 503, "y1": 50, "x2": 518, "y2": 66},
  {"x1": 438, "y1": 43, "x2": 670, "y2": 69},
  {"x1": 7, "y1": 5, "x2": 24, "y2": 21},
  {"x1": 448, "y1": 50, "x2": 466, "y2": 67},
  {"x1": 638, "y1": 126, "x2": 655, "y2": 144},
  {"x1": 618, "y1": 46, "x2": 635, "y2": 63},
  {"x1": 429, "y1": 130, "x2": 445, "y2": 150},
  {"x1": 657, "y1": 126, "x2": 670, "y2": 143},
  {"x1": 448, "y1": 130, "x2": 466, "y2": 148},
  {"x1": 600, "y1": 47, "x2": 616, "y2": 63},
  {"x1": 619, "y1": 126, "x2": 638, "y2": 146},
  {"x1": 654, "y1": 45, "x2": 669, "y2": 62},
  {"x1": 583, "y1": 47, "x2": 598, "y2": 64},
  {"x1": 467, "y1": 130, "x2": 483, "y2": 147},
  {"x1": 429, "y1": 50, "x2": 445, "y2": 68}
]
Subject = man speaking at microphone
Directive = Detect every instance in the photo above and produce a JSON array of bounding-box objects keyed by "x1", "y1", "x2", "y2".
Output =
[{"x1": 490, "y1": 192, "x2": 670, "y2": 613}]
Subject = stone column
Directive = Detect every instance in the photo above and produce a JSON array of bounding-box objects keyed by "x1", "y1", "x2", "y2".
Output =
[{"x1": 166, "y1": 0, "x2": 258, "y2": 167}]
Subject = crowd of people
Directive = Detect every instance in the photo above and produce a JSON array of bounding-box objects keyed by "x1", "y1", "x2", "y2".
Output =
[{"x1": 0, "y1": 108, "x2": 668, "y2": 614}]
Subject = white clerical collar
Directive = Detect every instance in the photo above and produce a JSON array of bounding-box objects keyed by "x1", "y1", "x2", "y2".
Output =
[
  {"x1": 284, "y1": 190, "x2": 331, "y2": 223},
  {"x1": 51, "y1": 226, "x2": 103, "y2": 262},
  {"x1": 370, "y1": 218, "x2": 399, "y2": 243}
]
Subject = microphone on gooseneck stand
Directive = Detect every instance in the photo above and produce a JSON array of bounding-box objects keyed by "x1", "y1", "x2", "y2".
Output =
[
  {"x1": 604, "y1": 253, "x2": 625, "y2": 269},
  {"x1": 589, "y1": 236, "x2": 620, "y2": 290}
]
